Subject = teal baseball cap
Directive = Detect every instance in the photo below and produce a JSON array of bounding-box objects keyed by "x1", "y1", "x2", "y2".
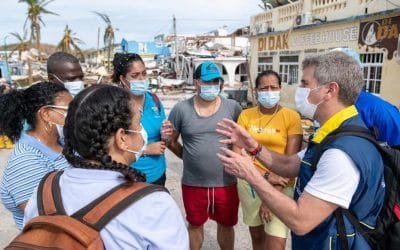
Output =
[{"x1": 194, "y1": 61, "x2": 224, "y2": 82}]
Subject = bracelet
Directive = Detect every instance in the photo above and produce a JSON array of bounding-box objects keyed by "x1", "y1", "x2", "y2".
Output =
[
  {"x1": 247, "y1": 143, "x2": 262, "y2": 156},
  {"x1": 263, "y1": 171, "x2": 270, "y2": 180}
]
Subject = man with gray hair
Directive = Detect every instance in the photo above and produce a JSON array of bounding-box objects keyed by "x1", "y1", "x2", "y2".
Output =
[{"x1": 216, "y1": 51, "x2": 385, "y2": 249}]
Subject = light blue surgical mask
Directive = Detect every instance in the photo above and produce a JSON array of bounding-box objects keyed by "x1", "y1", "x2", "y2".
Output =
[
  {"x1": 257, "y1": 91, "x2": 280, "y2": 108},
  {"x1": 200, "y1": 85, "x2": 220, "y2": 101},
  {"x1": 130, "y1": 79, "x2": 149, "y2": 96},
  {"x1": 64, "y1": 81, "x2": 84, "y2": 96}
]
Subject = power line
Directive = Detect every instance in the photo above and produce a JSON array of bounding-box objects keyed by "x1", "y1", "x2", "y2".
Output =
[{"x1": 386, "y1": 0, "x2": 400, "y2": 7}]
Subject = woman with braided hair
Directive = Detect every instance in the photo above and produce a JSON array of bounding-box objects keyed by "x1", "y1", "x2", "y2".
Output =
[
  {"x1": 112, "y1": 52, "x2": 173, "y2": 186},
  {"x1": 23, "y1": 84, "x2": 189, "y2": 249},
  {"x1": 0, "y1": 82, "x2": 72, "y2": 229}
]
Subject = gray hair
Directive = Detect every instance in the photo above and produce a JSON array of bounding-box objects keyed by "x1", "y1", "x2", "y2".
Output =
[{"x1": 302, "y1": 51, "x2": 363, "y2": 105}]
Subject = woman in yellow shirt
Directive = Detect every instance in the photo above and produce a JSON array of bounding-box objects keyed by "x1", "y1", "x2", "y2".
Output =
[{"x1": 236, "y1": 70, "x2": 302, "y2": 250}]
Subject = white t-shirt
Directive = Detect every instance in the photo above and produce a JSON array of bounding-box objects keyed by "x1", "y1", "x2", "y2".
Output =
[
  {"x1": 297, "y1": 148, "x2": 360, "y2": 209},
  {"x1": 24, "y1": 168, "x2": 189, "y2": 250}
]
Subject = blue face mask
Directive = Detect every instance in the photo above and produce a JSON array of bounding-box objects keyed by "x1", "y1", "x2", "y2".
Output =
[
  {"x1": 130, "y1": 79, "x2": 149, "y2": 96},
  {"x1": 257, "y1": 91, "x2": 280, "y2": 108},
  {"x1": 200, "y1": 85, "x2": 220, "y2": 101}
]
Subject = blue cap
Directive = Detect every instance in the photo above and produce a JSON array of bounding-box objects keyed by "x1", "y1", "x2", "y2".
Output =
[
  {"x1": 195, "y1": 61, "x2": 223, "y2": 82},
  {"x1": 330, "y1": 48, "x2": 362, "y2": 67}
]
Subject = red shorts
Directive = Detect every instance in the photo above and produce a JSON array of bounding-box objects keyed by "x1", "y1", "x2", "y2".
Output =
[{"x1": 182, "y1": 184, "x2": 239, "y2": 227}]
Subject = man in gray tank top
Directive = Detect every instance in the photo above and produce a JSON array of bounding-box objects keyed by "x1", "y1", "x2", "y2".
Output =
[{"x1": 168, "y1": 61, "x2": 242, "y2": 250}]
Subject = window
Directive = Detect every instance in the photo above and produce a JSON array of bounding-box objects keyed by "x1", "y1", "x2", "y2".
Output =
[
  {"x1": 279, "y1": 56, "x2": 299, "y2": 85},
  {"x1": 235, "y1": 63, "x2": 248, "y2": 84},
  {"x1": 258, "y1": 56, "x2": 273, "y2": 73},
  {"x1": 360, "y1": 53, "x2": 383, "y2": 94}
]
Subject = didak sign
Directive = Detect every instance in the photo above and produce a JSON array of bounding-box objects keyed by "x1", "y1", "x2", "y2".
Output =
[
  {"x1": 359, "y1": 16, "x2": 399, "y2": 59},
  {"x1": 258, "y1": 33, "x2": 289, "y2": 51}
]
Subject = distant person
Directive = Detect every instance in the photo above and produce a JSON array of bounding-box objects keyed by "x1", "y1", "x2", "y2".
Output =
[
  {"x1": 236, "y1": 70, "x2": 302, "y2": 250},
  {"x1": 47, "y1": 52, "x2": 84, "y2": 96},
  {"x1": 23, "y1": 85, "x2": 189, "y2": 249},
  {"x1": 112, "y1": 52, "x2": 172, "y2": 185},
  {"x1": 216, "y1": 51, "x2": 384, "y2": 250},
  {"x1": 0, "y1": 82, "x2": 72, "y2": 229},
  {"x1": 168, "y1": 61, "x2": 242, "y2": 250},
  {"x1": 331, "y1": 47, "x2": 400, "y2": 148}
]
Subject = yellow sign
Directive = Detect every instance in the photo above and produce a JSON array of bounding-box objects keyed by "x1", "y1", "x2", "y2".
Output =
[{"x1": 258, "y1": 33, "x2": 289, "y2": 51}]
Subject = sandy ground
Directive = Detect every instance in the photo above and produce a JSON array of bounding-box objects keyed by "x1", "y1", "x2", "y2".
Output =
[{"x1": 0, "y1": 91, "x2": 291, "y2": 249}]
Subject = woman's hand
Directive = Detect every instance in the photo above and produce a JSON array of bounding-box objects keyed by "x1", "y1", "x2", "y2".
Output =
[
  {"x1": 145, "y1": 141, "x2": 167, "y2": 155},
  {"x1": 268, "y1": 173, "x2": 289, "y2": 187},
  {"x1": 161, "y1": 120, "x2": 173, "y2": 143},
  {"x1": 259, "y1": 202, "x2": 273, "y2": 223}
]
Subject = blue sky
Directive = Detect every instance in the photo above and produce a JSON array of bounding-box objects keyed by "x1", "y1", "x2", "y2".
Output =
[{"x1": 0, "y1": 0, "x2": 262, "y2": 49}]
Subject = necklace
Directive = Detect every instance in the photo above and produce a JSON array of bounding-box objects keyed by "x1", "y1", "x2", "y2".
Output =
[
  {"x1": 257, "y1": 105, "x2": 279, "y2": 133},
  {"x1": 194, "y1": 96, "x2": 219, "y2": 117}
]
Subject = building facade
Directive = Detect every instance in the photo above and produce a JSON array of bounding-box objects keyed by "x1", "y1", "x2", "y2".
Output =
[{"x1": 249, "y1": 0, "x2": 400, "y2": 108}]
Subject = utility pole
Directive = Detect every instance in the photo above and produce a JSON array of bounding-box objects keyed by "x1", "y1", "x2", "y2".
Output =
[
  {"x1": 97, "y1": 27, "x2": 100, "y2": 66},
  {"x1": 3, "y1": 35, "x2": 10, "y2": 77},
  {"x1": 173, "y1": 15, "x2": 180, "y2": 78}
]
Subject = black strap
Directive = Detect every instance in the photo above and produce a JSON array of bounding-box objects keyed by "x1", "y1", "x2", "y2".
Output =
[
  {"x1": 335, "y1": 209, "x2": 349, "y2": 250},
  {"x1": 37, "y1": 171, "x2": 65, "y2": 216},
  {"x1": 72, "y1": 184, "x2": 168, "y2": 231},
  {"x1": 150, "y1": 92, "x2": 161, "y2": 110},
  {"x1": 51, "y1": 170, "x2": 66, "y2": 215}
]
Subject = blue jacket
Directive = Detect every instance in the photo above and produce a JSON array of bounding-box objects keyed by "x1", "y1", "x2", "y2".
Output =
[{"x1": 292, "y1": 116, "x2": 385, "y2": 250}]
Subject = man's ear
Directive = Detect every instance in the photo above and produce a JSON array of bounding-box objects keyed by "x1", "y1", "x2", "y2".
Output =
[{"x1": 48, "y1": 74, "x2": 55, "y2": 83}]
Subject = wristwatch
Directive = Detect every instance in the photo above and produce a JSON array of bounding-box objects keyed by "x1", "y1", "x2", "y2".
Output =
[{"x1": 263, "y1": 171, "x2": 270, "y2": 180}]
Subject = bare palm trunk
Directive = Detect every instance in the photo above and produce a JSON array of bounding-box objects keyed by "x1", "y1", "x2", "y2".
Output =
[
  {"x1": 36, "y1": 28, "x2": 41, "y2": 61},
  {"x1": 107, "y1": 44, "x2": 111, "y2": 72}
]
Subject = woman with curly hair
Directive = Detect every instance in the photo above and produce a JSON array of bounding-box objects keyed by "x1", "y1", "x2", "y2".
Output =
[
  {"x1": 0, "y1": 82, "x2": 72, "y2": 229},
  {"x1": 23, "y1": 84, "x2": 188, "y2": 249},
  {"x1": 112, "y1": 52, "x2": 173, "y2": 186}
]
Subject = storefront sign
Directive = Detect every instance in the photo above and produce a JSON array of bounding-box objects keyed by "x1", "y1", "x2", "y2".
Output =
[
  {"x1": 291, "y1": 26, "x2": 358, "y2": 47},
  {"x1": 258, "y1": 33, "x2": 289, "y2": 51},
  {"x1": 359, "y1": 16, "x2": 400, "y2": 59}
]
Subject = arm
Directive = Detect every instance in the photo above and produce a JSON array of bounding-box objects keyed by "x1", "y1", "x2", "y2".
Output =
[
  {"x1": 167, "y1": 130, "x2": 183, "y2": 159},
  {"x1": 217, "y1": 148, "x2": 339, "y2": 235}
]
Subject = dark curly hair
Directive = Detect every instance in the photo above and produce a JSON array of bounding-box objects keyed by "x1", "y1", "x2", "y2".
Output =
[
  {"x1": 255, "y1": 70, "x2": 282, "y2": 88},
  {"x1": 0, "y1": 82, "x2": 68, "y2": 142},
  {"x1": 111, "y1": 52, "x2": 144, "y2": 85},
  {"x1": 62, "y1": 84, "x2": 145, "y2": 184}
]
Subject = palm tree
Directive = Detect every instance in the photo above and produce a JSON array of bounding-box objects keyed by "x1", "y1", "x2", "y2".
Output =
[
  {"x1": 57, "y1": 25, "x2": 84, "y2": 58},
  {"x1": 93, "y1": 11, "x2": 115, "y2": 72},
  {"x1": 19, "y1": 0, "x2": 58, "y2": 60},
  {"x1": 9, "y1": 30, "x2": 31, "y2": 61}
]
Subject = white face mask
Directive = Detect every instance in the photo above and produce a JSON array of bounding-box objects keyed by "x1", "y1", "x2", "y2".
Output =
[
  {"x1": 125, "y1": 125, "x2": 148, "y2": 162},
  {"x1": 295, "y1": 86, "x2": 324, "y2": 120},
  {"x1": 55, "y1": 124, "x2": 65, "y2": 146},
  {"x1": 257, "y1": 91, "x2": 280, "y2": 108}
]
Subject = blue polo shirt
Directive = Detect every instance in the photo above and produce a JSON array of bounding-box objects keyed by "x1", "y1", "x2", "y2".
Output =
[
  {"x1": 0, "y1": 133, "x2": 70, "y2": 229},
  {"x1": 130, "y1": 92, "x2": 167, "y2": 183},
  {"x1": 355, "y1": 91, "x2": 400, "y2": 147}
]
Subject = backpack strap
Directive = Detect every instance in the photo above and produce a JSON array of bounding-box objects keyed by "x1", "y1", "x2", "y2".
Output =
[
  {"x1": 37, "y1": 171, "x2": 66, "y2": 216},
  {"x1": 150, "y1": 92, "x2": 161, "y2": 110},
  {"x1": 72, "y1": 182, "x2": 168, "y2": 231}
]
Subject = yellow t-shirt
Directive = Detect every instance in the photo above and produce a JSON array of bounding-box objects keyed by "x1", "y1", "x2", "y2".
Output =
[{"x1": 237, "y1": 106, "x2": 303, "y2": 187}]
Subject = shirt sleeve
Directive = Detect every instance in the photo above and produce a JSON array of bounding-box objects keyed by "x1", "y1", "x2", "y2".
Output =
[
  {"x1": 168, "y1": 102, "x2": 182, "y2": 133},
  {"x1": 3, "y1": 152, "x2": 49, "y2": 207},
  {"x1": 304, "y1": 148, "x2": 360, "y2": 209},
  {"x1": 287, "y1": 110, "x2": 303, "y2": 136}
]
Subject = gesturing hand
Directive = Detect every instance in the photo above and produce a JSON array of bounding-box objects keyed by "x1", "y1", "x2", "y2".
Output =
[{"x1": 216, "y1": 118, "x2": 258, "y2": 151}]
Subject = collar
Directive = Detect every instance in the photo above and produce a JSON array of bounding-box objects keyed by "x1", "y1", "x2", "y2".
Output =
[
  {"x1": 312, "y1": 105, "x2": 358, "y2": 144},
  {"x1": 19, "y1": 133, "x2": 62, "y2": 161},
  {"x1": 64, "y1": 168, "x2": 124, "y2": 180}
]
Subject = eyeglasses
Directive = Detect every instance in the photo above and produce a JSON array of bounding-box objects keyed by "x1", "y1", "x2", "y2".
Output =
[{"x1": 46, "y1": 105, "x2": 68, "y2": 118}]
